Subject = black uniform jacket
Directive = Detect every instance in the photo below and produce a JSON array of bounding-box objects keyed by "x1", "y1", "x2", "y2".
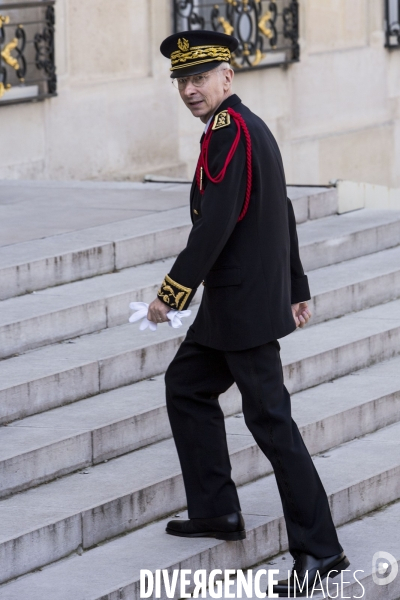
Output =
[{"x1": 157, "y1": 94, "x2": 310, "y2": 351}]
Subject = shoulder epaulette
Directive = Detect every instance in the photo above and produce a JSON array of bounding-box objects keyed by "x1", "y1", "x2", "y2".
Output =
[{"x1": 212, "y1": 110, "x2": 231, "y2": 130}]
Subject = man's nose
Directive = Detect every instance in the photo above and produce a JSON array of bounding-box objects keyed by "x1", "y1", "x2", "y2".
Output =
[{"x1": 183, "y1": 81, "x2": 198, "y2": 96}]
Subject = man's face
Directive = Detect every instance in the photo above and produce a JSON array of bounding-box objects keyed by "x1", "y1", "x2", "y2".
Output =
[{"x1": 177, "y1": 66, "x2": 234, "y2": 123}]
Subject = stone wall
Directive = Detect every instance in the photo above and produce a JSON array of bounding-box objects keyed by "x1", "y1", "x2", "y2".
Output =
[{"x1": 0, "y1": 0, "x2": 399, "y2": 186}]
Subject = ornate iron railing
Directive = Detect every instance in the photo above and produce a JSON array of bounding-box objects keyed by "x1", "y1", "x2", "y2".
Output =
[
  {"x1": 385, "y1": 0, "x2": 400, "y2": 48},
  {"x1": 0, "y1": 1, "x2": 56, "y2": 106},
  {"x1": 173, "y1": 0, "x2": 299, "y2": 71}
]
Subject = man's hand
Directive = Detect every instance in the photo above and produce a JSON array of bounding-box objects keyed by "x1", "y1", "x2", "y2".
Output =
[
  {"x1": 147, "y1": 297, "x2": 170, "y2": 324},
  {"x1": 292, "y1": 301, "x2": 312, "y2": 329}
]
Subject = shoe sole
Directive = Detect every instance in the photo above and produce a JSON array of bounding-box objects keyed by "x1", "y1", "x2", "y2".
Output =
[
  {"x1": 165, "y1": 528, "x2": 246, "y2": 541},
  {"x1": 276, "y1": 555, "x2": 351, "y2": 597}
]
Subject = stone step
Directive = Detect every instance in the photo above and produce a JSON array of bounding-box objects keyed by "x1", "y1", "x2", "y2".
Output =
[
  {"x1": 0, "y1": 352, "x2": 399, "y2": 500},
  {"x1": 0, "y1": 419, "x2": 399, "y2": 593},
  {"x1": 0, "y1": 201, "x2": 397, "y2": 302},
  {"x1": 307, "y1": 245, "x2": 400, "y2": 324},
  {"x1": 0, "y1": 206, "x2": 191, "y2": 301},
  {"x1": 1, "y1": 298, "x2": 400, "y2": 425},
  {"x1": 286, "y1": 186, "x2": 338, "y2": 223},
  {"x1": 2, "y1": 244, "x2": 400, "y2": 359},
  {"x1": 202, "y1": 501, "x2": 400, "y2": 599},
  {"x1": 297, "y1": 208, "x2": 400, "y2": 271},
  {"x1": 0, "y1": 380, "x2": 237, "y2": 498},
  {"x1": 0, "y1": 309, "x2": 194, "y2": 425},
  {"x1": 0, "y1": 185, "x2": 335, "y2": 303},
  {"x1": 0, "y1": 256, "x2": 176, "y2": 359}
]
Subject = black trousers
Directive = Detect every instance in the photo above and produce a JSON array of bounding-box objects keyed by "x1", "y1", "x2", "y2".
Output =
[{"x1": 165, "y1": 326, "x2": 343, "y2": 559}]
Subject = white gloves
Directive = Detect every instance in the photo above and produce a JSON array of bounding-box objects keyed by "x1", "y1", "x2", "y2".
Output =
[{"x1": 129, "y1": 302, "x2": 191, "y2": 331}]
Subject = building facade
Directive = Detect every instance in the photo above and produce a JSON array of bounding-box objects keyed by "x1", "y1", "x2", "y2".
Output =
[{"x1": 0, "y1": 0, "x2": 399, "y2": 186}]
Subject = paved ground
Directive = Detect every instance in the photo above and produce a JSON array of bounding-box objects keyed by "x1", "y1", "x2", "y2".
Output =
[
  {"x1": 0, "y1": 180, "x2": 330, "y2": 247},
  {"x1": 0, "y1": 181, "x2": 191, "y2": 246}
]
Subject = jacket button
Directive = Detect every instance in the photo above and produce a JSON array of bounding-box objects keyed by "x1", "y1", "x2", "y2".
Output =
[{"x1": 194, "y1": 209, "x2": 199, "y2": 215}]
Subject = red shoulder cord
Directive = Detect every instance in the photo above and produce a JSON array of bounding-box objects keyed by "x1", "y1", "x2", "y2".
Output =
[{"x1": 195, "y1": 107, "x2": 252, "y2": 222}]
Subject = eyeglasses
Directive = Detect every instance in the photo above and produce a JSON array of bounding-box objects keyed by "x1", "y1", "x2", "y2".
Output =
[{"x1": 172, "y1": 68, "x2": 228, "y2": 91}]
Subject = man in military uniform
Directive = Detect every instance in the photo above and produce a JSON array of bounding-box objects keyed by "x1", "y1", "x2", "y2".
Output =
[{"x1": 147, "y1": 30, "x2": 349, "y2": 596}]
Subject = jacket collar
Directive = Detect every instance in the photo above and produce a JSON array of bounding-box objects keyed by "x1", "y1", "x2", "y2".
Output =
[
  {"x1": 214, "y1": 93, "x2": 241, "y2": 114},
  {"x1": 199, "y1": 94, "x2": 242, "y2": 143}
]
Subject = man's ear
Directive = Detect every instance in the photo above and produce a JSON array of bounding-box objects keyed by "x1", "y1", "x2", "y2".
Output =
[{"x1": 224, "y1": 68, "x2": 234, "y2": 90}]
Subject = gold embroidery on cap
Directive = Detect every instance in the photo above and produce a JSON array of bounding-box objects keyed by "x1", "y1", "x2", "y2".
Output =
[
  {"x1": 170, "y1": 45, "x2": 231, "y2": 70},
  {"x1": 177, "y1": 38, "x2": 190, "y2": 52}
]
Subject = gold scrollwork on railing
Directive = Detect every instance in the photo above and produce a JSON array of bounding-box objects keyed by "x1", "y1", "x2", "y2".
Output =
[
  {"x1": 0, "y1": 15, "x2": 13, "y2": 99},
  {"x1": 258, "y1": 11, "x2": 273, "y2": 39},
  {"x1": 217, "y1": 16, "x2": 234, "y2": 36},
  {"x1": 0, "y1": 82, "x2": 11, "y2": 99},
  {"x1": 230, "y1": 52, "x2": 242, "y2": 69},
  {"x1": 251, "y1": 48, "x2": 265, "y2": 66},
  {"x1": 0, "y1": 14, "x2": 10, "y2": 27},
  {"x1": 175, "y1": 0, "x2": 299, "y2": 71},
  {"x1": 233, "y1": 47, "x2": 264, "y2": 68},
  {"x1": 0, "y1": 4, "x2": 57, "y2": 104},
  {"x1": 1, "y1": 38, "x2": 21, "y2": 71},
  {"x1": 259, "y1": 10, "x2": 277, "y2": 49}
]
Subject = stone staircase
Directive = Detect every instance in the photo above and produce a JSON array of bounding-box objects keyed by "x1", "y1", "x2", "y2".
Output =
[{"x1": 0, "y1": 183, "x2": 399, "y2": 599}]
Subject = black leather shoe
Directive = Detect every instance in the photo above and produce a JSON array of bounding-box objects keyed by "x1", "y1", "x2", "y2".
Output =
[
  {"x1": 166, "y1": 511, "x2": 246, "y2": 541},
  {"x1": 269, "y1": 551, "x2": 350, "y2": 597}
]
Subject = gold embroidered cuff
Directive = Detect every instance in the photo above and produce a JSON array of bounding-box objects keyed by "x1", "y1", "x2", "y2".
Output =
[{"x1": 157, "y1": 274, "x2": 192, "y2": 310}]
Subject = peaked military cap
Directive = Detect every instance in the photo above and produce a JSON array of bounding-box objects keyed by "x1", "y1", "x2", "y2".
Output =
[{"x1": 160, "y1": 30, "x2": 239, "y2": 78}]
